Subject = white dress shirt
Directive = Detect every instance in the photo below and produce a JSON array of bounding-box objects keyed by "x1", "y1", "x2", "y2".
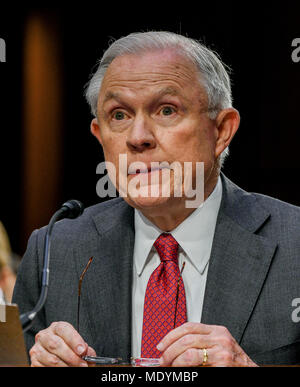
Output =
[{"x1": 131, "y1": 177, "x2": 223, "y2": 357}]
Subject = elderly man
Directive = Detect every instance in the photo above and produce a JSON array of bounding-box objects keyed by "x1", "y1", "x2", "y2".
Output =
[{"x1": 13, "y1": 31, "x2": 300, "y2": 367}]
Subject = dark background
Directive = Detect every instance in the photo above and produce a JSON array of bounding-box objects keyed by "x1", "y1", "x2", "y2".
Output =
[{"x1": 0, "y1": 2, "x2": 299, "y2": 256}]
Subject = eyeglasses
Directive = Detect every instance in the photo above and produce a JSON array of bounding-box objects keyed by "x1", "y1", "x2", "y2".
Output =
[
  {"x1": 77, "y1": 256, "x2": 94, "y2": 334},
  {"x1": 77, "y1": 256, "x2": 124, "y2": 365}
]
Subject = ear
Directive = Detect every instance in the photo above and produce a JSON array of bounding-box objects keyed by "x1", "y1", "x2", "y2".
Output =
[
  {"x1": 214, "y1": 108, "x2": 240, "y2": 158},
  {"x1": 90, "y1": 118, "x2": 103, "y2": 146}
]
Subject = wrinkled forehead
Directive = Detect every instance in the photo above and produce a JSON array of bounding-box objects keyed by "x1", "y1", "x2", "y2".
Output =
[
  {"x1": 108, "y1": 47, "x2": 195, "y2": 72},
  {"x1": 98, "y1": 48, "x2": 206, "y2": 103}
]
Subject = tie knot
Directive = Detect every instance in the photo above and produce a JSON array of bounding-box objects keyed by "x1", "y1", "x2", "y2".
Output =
[{"x1": 154, "y1": 233, "x2": 179, "y2": 263}]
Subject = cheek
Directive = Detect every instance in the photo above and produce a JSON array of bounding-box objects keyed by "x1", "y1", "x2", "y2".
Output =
[
  {"x1": 190, "y1": 122, "x2": 216, "y2": 161},
  {"x1": 165, "y1": 125, "x2": 215, "y2": 164},
  {"x1": 101, "y1": 133, "x2": 126, "y2": 161}
]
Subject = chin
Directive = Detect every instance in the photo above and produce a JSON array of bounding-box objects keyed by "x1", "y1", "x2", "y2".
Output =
[{"x1": 125, "y1": 195, "x2": 173, "y2": 211}]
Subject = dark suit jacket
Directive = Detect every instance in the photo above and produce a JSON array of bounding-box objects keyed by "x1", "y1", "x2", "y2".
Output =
[{"x1": 13, "y1": 174, "x2": 300, "y2": 365}]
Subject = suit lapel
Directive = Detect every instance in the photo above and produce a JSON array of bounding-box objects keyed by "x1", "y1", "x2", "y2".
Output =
[
  {"x1": 74, "y1": 200, "x2": 134, "y2": 361},
  {"x1": 201, "y1": 176, "x2": 278, "y2": 343}
]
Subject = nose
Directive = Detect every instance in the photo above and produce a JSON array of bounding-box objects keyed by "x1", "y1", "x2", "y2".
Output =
[{"x1": 126, "y1": 113, "x2": 156, "y2": 153}]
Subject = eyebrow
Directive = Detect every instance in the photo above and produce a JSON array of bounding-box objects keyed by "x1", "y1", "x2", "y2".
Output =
[
  {"x1": 156, "y1": 86, "x2": 182, "y2": 98},
  {"x1": 103, "y1": 91, "x2": 122, "y2": 105}
]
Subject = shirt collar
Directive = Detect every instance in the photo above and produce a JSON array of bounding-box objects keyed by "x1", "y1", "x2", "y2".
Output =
[{"x1": 134, "y1": 176, "x2": 223, "y2": 276}]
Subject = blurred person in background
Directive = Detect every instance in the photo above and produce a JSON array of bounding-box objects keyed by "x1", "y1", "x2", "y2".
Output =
[{"x1": 0, "y1": 221, "x2": 20, "y2": 303}]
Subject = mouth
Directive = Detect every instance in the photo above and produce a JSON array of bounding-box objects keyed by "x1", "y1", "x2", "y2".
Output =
[{"x1": 128, "y1": 162, "x2": 171, "y2": 176}]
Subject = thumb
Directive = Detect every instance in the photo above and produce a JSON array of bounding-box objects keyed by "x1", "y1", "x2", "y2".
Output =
[
  {"x1": 85, "y1": 346, "x2": 97, "y2": 367},
  {"x1": 87, "y1": 346, "x2": 97, "y2": 357}
]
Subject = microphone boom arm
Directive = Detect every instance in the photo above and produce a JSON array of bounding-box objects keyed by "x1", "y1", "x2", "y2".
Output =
[{"x1": 20, "y1": 200, "x2": 84, "y2": 332}]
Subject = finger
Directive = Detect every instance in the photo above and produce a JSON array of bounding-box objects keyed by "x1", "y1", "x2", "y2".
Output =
[
  {"x1": 157, "y1": 322, "x2": 212, "y2": 353},
  {"x1": 159, "y1": 333, "x2": 214, "y2": 366},
  {"x1": 36, "y1": 329, "x2": 88, "y2": 367},
  {"x1": 30, "y1": 358, "x2": 45, "y2": 367},
  {"x1": 171, "y1": 347, "x2": 216, "y2": 367},
  {"x1": 30, "y1": 348, "x2": 45, "y2": 368},
  {"x1": 50, "y1": 321, "x2": 88, "y2": 357},
  {"x1": 30, "y1": 343, "x2": 69, "y2": 367}
]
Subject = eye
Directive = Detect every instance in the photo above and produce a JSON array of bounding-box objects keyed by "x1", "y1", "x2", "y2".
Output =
[
  {"x1": 160, "y1": 106, "x2": 176, "y2": 116},
  {"x1": 112, "y1": 110, "x2": 126, "y2": 120}
]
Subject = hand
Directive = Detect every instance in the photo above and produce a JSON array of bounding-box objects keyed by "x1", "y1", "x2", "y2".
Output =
[
  {"x1": 30, "y1": 321, "x2": 97, "y2": 367},
  {"x1": 157, "y1": 322, "x2": 258, "y2": 367}
]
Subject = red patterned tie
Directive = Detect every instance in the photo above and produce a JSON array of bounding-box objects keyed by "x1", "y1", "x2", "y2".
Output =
[{"x1": 141, "y1": 233, "x2": 187, "y2": 358}]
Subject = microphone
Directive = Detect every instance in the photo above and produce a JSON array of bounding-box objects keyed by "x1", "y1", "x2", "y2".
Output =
[{"x1": 20, "y1": 200, "x2": 84, "y2": 332}]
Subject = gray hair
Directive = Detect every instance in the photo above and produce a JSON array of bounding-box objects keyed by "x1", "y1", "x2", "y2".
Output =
[{"x1": 85, "y1": 31, "x2": 233, "y2": 167}]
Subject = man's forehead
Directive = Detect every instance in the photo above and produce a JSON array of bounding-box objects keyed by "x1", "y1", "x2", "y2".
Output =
[
  {"x1": 109, "y1": 48, "x2": 192, "y2": 70},
  {"x1": 99, "y1": 50, "x2": 201, "y2": 103},
  {"x1": 102, "y1": 49, "x2": 197, "y2": 84}
]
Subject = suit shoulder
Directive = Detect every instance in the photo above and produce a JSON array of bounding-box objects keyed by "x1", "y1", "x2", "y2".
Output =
[
  {"x1": 82, "y1": 197, "x2": 125, "y2": 219},
  {"x1": 251, "y1": 192, "x2": 300, "y2": 218},
  {"x1": 35, "y1": 197, "x2": 126, "y2": 245},
  {"x1": 251, "y1": 193, "x2": 300, "y2": 244},
  {"x1": 59, "y1": 197, "x2": 126, "y2": 231}
]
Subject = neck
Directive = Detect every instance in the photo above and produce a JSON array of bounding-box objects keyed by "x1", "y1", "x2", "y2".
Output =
[{"x1": 143, "y1": 205, "x2": 196, "y2": 232}]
